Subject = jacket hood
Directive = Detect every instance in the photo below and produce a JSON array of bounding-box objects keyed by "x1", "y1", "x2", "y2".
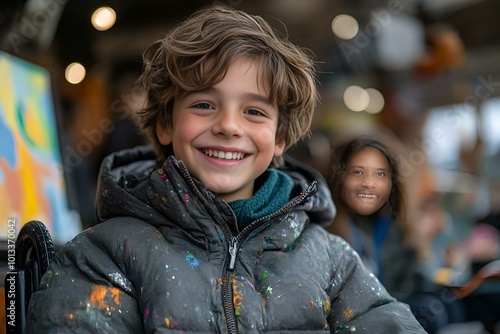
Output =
[
  {"x1": 282, "y1": 155, "x2": 336, "y2": 227},
  {"x1": 95, "y1": 146, "x2": 335, "y2": 228},
  {"x1": 95, "y1": 145, "x2": 162, "y2": 224}
]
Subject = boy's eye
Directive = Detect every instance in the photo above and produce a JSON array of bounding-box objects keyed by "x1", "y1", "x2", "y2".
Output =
[
  {"x1": 193, "y1": 102, "x2": 212, "y2": 109},
  {"x1": 245, "y1": 108, "x2": 264, "y2": 116}
]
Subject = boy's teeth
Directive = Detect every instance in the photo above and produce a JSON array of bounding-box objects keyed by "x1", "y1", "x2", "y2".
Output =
[{"x1": 203, "y1": 149, "x2": 244, "y2": 160}]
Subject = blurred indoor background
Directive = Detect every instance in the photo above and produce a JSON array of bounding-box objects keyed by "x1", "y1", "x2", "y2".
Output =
[{"x1": 1, "y1": 0, "x2": 500, "y2": 332}]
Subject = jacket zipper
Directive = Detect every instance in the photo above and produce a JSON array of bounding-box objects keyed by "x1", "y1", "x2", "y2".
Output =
[
  {"x1": 178, "y1": 161, "x2": 317, "y2": 333},
  {"x1": 222, "y1": 236, "x2": 239, "y2": 334},
  {"x1": 221, "y1": 181, "x2": 317, "y2": 333},
  {"x1": 178, "y1": 162, "x2": 240, "y2": 333}
]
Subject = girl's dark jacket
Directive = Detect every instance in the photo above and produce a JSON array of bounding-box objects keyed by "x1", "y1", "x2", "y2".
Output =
[{"x1": 27, "y1": 146, "x2": 426, "y2": 333}]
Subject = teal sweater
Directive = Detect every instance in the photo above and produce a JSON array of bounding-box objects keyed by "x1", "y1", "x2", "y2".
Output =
[{"x1": 228, "y1": 168, "x2": 293, "y2": 230}]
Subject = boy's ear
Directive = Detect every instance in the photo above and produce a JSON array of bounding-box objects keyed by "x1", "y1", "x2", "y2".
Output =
[
  {"x1": 156, "y1": 121, "x2": 172, "y2": 145},
  {"x1": 273, "y1": 139, "x2": 286, "y2": 157}
]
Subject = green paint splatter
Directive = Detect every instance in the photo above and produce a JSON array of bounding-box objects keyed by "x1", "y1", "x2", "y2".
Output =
[{"x1": 259, "y1": 272, "x2": 270, "y2": 280}]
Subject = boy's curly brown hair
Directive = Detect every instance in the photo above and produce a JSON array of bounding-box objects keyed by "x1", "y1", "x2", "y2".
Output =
[{"x1": 136, "y1": 5, "x2": 318, "y2": 167}]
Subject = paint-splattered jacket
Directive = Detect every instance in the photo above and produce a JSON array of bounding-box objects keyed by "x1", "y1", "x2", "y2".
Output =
[{"x1": 27, "y1": 146, "x2": 426, "y2": 333}]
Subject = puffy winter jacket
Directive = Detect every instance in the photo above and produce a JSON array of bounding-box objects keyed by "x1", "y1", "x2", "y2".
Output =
[{"x1": 27, "y1": 146, "x2": 426, "y2": 333}]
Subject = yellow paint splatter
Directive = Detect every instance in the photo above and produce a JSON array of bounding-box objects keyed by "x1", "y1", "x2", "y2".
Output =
[
  {"x1": 164, "y1": 317, "x2": 180, "y2": 328},
  {"x1": 323, "y1": 299, "x2": 331, "y2": 313}
]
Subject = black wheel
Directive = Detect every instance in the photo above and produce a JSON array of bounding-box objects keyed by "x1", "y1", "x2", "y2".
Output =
[{"x1": 15, "y1": 220, "x2": 55, "y2": 283}]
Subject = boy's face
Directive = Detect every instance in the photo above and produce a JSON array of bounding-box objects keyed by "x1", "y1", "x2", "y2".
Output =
[
  {"x1": 156, "y1": 57, "x2": 285, "y2": 202},
  {"x1": 340, "y1": 148, "x2": 392, "y2": 216}
]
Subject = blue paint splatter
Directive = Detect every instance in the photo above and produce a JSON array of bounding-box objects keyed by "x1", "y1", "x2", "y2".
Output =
[{"x1": 185, "y1": 253, "x2": 200, "y2": 268}]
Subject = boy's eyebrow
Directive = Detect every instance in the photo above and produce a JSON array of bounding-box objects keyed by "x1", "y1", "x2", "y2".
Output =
[
  {"x1": 242, "y1": 92, "x2": 275, "y2": 108},
  {"x1": 189, "y1": 87, "x2": 275, "y2": 108}
]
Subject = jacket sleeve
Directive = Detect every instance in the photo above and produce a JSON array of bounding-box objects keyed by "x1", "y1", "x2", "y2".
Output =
[
  {"x1": 327, "y1": 236, "x2": 427, "y2": 333},
  {"x1": 26, "y1": 227, "x2": 143, "y2": 334}
]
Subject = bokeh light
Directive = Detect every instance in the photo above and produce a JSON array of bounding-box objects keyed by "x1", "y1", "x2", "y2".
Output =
[
  {"x1": 91, "y1": 6, "x2": 116, "y2": 31},
  {"x1": 331, "y1": 14, "x2": 359, "y2": 40},
  {"x1": 65, "y1": 62, "x2": 86, "y2": 84},
  {"x1": 343, "y1": 85, "x2": 369, "y2": 112},
  {"x1": 364, "y1": 88, "x2": 385, "y2": 114}
]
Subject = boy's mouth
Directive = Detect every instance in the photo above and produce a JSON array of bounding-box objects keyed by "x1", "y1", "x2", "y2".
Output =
[{"x1": 202, "y1": 149, "x2": 245, "y2": 160}]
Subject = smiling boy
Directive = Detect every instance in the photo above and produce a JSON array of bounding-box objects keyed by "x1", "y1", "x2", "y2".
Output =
[
  {"x1": 156, "y1": 57, "x2": 284, "y2": 201},
  {"x1": 27, "y1": 6, "x2": 426, "y2": 333}
]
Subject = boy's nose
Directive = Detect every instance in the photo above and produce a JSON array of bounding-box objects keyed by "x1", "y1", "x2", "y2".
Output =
[{"x1": 213, "y1": 110, "x2": 243, "y2": 137}]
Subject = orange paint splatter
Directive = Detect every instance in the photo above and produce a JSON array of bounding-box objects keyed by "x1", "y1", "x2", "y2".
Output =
[
  {"x1": 307, "y1": 298, "x2": 315, "y2": 310},
  {"x1": 89, "y1": 286, "x2": 121, "y2": 311},
  {"x1": 232, "y1": 278, "x2": 243, "y2": 315},
  {"x1": 342, "y1": 307, "x2": 355, "y2": 320},
  {"x1": 216, "y1": 277, "x2": 223, "y2": 292}
]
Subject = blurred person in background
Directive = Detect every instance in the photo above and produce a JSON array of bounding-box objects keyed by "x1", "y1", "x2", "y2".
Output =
[{"x1": 327, "y1": 136, "x2": 469, "y2": 333}]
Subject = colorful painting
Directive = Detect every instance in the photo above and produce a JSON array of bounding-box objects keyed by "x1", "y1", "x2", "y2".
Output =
[{"x1": 0, "y1": 51, "x2": 80, "y2": 243}]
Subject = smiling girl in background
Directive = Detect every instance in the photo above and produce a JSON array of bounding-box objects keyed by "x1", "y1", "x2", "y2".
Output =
[
  {"x1": 327, "y1": 136, "x2": 472, "y2": 333},
  {"x1": 328, "y1": 136, "x2": 425, "y2": 295}
]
